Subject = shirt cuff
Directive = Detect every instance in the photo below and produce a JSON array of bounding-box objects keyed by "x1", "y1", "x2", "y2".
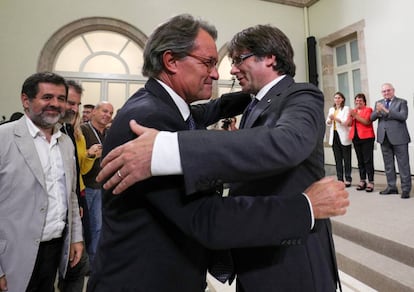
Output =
[
  {"x1": 151, "y1": 131, "x2": 183, "y2": 175},
  {"x1": 302, "y1": 192, "x2": 315, "y2": 230}
]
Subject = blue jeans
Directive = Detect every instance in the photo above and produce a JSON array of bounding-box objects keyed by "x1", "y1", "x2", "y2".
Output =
[{"x1": 85, "y1": 187, "x2": 102, "y2": 271}]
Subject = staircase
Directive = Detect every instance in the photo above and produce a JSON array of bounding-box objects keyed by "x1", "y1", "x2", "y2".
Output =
[{"x1": 328, "y1": 166, "x2": 414, "y2": 291}]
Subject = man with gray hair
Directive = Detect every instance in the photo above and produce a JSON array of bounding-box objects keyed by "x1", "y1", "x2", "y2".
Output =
[
  {"x1": 371, "y1": 83, "x2": 411, "y2": 198},
  {"x1": 88, "y1": 14, "x2": 348, "y2": 292},
  {"x1": 80, "y1": 101, "x2": 113, "y2": 271}
]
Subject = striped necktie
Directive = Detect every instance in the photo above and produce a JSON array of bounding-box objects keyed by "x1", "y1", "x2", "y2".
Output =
[{"x1": 186, "y1": 113, "x2": 196, "y2": 130}]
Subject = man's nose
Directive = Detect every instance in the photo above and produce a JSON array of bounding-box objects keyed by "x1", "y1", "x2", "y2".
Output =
[{"x1": 210, "y1": 66, "x2": 219, "y2": 80}]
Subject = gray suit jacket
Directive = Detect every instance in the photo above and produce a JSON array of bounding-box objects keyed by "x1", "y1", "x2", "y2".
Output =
[
  {"x1": 0, "y1": 116, "x2": 83, "y2": 291},
  {"x1": 371, "y1": 97, "x2": 410, "y2": 145}
]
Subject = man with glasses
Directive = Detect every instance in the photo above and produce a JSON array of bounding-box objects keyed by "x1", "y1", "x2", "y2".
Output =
[
  {"x1": 88, "y1": 15, "x2": 348, "y2": 292},
  {"x1": 371, "y1": 83, "x2": 411, "y2": 198},
  {"x1": 81, "y1": 104, "x2": 94, "y2": 123},
  {"x1": 98, "y1": 24, "x2": 347, "y2": 291}
]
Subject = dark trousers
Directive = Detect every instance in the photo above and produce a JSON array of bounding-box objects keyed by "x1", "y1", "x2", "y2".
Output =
[
  {"x1": 26, "y1": 237, "x2": 63, "y2": 292},
  {"x1": 381, "y1": 135, "x2": 412, "y2": 193},
  {"x1": 332, "y1": 131, "x2": 352, "y2": 182},
  {"x1": 58, "y1": 248, "x2": 90, "y2": 292},
  {"x1": 353, "y1": 138, "x2": 375, "y2": 182}
]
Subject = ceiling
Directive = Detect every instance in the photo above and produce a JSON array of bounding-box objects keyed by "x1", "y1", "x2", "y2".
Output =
[{"x1": 261, "y1": 0, "x2": 319, "y2": 8}]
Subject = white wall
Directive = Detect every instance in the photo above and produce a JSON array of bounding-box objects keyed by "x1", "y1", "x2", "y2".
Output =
[
  {"x1": 310, "y1": 0, "x2": 414, "y2": 173},
  {"x1": 2, "y1": 0, "x2": 413, "y2": 173},
  {"x1": 0, "y1": 0, "x2": 306, "y2": 119}
]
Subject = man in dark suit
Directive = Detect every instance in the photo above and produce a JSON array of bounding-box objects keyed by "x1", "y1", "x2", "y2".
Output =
[
  {"x1": 371, "y1": 83, "x2": 411, "y2": 198},
  {"x1": 97, "y1": 24, "x2": 347, "y2": 291},
  {"x1": 88, "y1": 15, "x2": 348, "y2": 292}
]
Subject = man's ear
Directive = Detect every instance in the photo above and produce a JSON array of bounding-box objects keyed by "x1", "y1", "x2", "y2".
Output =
[
  {"x1": 264, "y1": 54, "x2": 276, "y2": 68},
  {"x1": 162, "y1": 50, "x2": 178, "y2": 74},
  {"x1": 21, "y1": 93, "x2": 30, "y2": 110}
]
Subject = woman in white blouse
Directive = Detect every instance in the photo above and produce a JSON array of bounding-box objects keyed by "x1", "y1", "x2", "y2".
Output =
[{"x1": 326, "y1": 92, "x2": 352, "y2": 187}]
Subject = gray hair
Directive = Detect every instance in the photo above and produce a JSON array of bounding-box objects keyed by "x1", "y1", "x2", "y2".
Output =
[{"x1": 142, "y1": 14, "x2": 217, "y2": 78}]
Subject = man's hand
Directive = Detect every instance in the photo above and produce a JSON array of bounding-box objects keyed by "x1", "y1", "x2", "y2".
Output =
[
  {"x1": 376, "y1": 102, "x2": 388, "y2": 113},
  {"x1": 69, "y1": 242, "x2": 84, "y2": 268},
  {"x1": 0, "y1": 275, "x2": 7, "y2": 292},
  {"x1": 87, "y1": 143, "x2": 103, "y2": 159},
  {"x1": 305, "y1": 176, "x2": 350, "y2": 218},
  {"x1": 96, "y1": 120, "x2": 159, "y2": 194}
]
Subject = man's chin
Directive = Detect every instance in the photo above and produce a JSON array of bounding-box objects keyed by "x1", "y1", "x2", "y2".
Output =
[
  {"x1": 62, "y1": 112, "x2": 75, "y2": 123},
  {"x1": 44, "y1": 115, "x2": 61, "y2": 127}
]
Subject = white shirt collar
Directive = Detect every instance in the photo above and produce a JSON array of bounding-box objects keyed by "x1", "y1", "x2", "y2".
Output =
[
  {"x1": 255, "y1": 75, "x2": 286, "y2": 101},
  {"x1": 24, "y1": 114, "x2": 62, "y2": 140},
  {"x1": 156, "y1": 79, "x2": 190, "y2": 121}
]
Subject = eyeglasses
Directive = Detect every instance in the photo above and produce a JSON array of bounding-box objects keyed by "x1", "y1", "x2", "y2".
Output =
[
  {"x1": 231, "y1": 52, "x2": 255, "y2": 66},
  {"x1": 187, "y1": 53, "x2": 218, "y2": 73}
]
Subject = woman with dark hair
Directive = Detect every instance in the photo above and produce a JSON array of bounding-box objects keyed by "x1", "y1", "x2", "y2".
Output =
[
  {"x1": 348, "y1": 93, "x2": 375, "y2": 192},
  {"x1": 326, "y1": 92, "x2": 352, "y2": 186}
]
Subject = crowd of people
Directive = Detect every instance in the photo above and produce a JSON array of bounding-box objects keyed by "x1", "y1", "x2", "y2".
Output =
[
  {"x1": 0, "y1": 12, "x2": 410, "y2": 292},
  {"x1": 326, "y1": 84, "x2": 411, "y2": 198}
]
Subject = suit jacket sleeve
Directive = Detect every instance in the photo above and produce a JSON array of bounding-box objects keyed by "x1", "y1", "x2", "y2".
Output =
[
  {"x1": 191, "y1": 91, "x2": 251, "y2": 127},
  {"x1": 370, "y1": 98, "x2": 408, "y2": 122},
  {"x1": 144, "y1": 180, "x2": 311, "y2": 249},
  {"x1": 64, "y1": 138, "x2": 83, "y2": 244},
  {"x1": 178, "y1": 85, "x2": 324, "y2": 194},
  {"x1": 388, "y1": 98, "x2": 409, "y2": 121}
]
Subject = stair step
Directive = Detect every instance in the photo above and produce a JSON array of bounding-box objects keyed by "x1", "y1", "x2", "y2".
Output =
[
  {"x1": 332, "y1": 221, "x2": 414, "y2": 268},
  {"x1": 334, "y1": 235, "x2": 414, "y2": 291}
]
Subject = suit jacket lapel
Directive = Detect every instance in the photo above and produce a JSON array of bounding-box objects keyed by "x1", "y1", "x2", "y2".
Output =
[
  {"x1": 14, "y1": 117, "x2": 47, "y2": 191},
  {"x1": 145, "y1": 78, "x2": 189, "y2": 129},
  {"x1": 58, "y1": 135, "x2": 74, "y2": 204},
  {"x1": 243, "y1": 76, "x2": 295, "y2": 128}
]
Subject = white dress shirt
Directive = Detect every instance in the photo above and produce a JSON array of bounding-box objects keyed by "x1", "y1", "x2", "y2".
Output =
[{"x1": 26, "y1": 116, "x2": 68, "y2": 241}]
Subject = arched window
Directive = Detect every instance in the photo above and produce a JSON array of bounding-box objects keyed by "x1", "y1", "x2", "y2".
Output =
[
  {"x1": 38, "y1": 17, "x2": 239, "y2": 117},
  {"x1": 38, "y1": 17, "x2": 147, "y2": 113}
]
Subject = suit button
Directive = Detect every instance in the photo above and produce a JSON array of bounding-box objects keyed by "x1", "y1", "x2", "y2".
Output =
[{"x1": 40, "y1": 207, "x2": 46, "y2": 213}]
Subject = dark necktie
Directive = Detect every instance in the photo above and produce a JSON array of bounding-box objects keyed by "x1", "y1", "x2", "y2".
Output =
[
  {"x1": 186, "y1": 113, "x2": 196, "y2": 130},
  {"x1": 208, "y1": 250, "x2": 235, "y2": 284},
  {"x1": 239, "y1": 97, "x2": 259, "y2": 128},
  {"x1": 385, "y1": 99, "x2": 390, "y2": 109}
]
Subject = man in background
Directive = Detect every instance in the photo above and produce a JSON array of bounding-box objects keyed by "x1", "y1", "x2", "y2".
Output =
[
  {"x1": 371, "y1": 83, "x2": 411, "y2": 198},
  {"x1": 81, "y1": 101, "x2": 113, "y2": 270},
  {"x1": 82, "y1": 104, "x2": 95, "y2": 123},
  {"x1": 58, "y1": 80, "x2": 97, "y2": 291}
]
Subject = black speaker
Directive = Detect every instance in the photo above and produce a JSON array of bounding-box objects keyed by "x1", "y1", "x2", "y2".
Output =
[{"x1": 307, "y1": 36, "x2": 318, "y2": 87}]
